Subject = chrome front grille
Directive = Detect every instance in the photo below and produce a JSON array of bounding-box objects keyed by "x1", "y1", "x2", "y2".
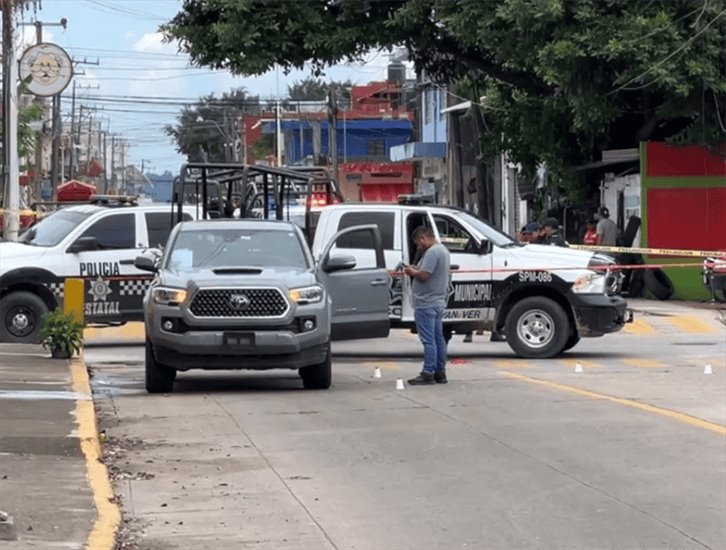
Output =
[{"x1": 189, "y1": 288, "x2": 289, "y2": 318}]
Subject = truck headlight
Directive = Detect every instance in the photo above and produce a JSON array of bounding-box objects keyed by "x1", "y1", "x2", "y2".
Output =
[
  {"x1": 289, "y1": 285, "x2": 324, "y2": 305},
  {"x1": 152, "y1": 287, "x2": 188, "y2": 305},
  {"x1": 572, "y1": 273, "x2": 606, "y2": 294}
]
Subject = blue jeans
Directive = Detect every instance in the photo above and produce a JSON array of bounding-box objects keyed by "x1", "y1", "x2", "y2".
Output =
[{"x1": 414, "y1": 306, "x2": 447, "y2": 374}]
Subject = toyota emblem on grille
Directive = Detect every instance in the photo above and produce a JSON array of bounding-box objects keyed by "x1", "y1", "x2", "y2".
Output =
[{"x1": 228, "y1": 293, "x2": 251, "y2": 311}]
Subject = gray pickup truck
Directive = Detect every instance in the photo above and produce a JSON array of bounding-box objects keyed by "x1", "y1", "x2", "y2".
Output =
[{"x1": 136, "y1": 219, "x2": 390, "y2": 393}]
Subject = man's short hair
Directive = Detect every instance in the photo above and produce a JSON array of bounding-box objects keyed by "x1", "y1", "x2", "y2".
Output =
[
  {"x1": 413, "y1": 225, "x2": 435, "y2": 239},
  {"x1": 598, "y1": 206, "x2": 610, "y2": 218}
]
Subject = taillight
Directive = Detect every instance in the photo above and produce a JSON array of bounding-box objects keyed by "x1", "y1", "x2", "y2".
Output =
[{"x1": 306, "y1": 193, "x2": 340, "y2": 208}]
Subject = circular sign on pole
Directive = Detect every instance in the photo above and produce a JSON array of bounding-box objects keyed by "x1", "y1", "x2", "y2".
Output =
[{"x1": 19, "y1": 43, "x2": 73, "y2": 97}]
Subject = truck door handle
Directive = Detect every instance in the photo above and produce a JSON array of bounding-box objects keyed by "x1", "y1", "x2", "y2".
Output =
[
  {"x1": 451, "y1": 264, "x2": 460, "y2": 270},
  {"x1": 119, "y1": 259, "x2": 135, "y2": 265},
  {"x1": 370, "y1": 279, "x2": 388, "y2": 287}
]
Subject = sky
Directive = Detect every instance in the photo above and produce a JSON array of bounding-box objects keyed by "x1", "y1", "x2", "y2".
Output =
[{"x1": 16, "y1": 0, "x2": 412, "y2": 175}]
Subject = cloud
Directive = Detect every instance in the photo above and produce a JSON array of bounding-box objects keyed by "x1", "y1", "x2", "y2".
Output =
[
  {"x1": 19, "y1": 27, "x2": 54, "y2": 49},
  {"x1": 76, "y1": 67, "x2": 100, "y2": 89},
  {"x1": 133, "y1": 32, "x2": 171, "y2": 53}
]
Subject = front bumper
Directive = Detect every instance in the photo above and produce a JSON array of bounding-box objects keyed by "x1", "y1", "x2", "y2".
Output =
[
  {"x1": 154, "y1": 341, "x2": 329, "y2": 371},
  {"x1": 146, "y1": 301, "x2": 330, "y2": 371},
  {"x1": 569, "y1": 293, "x2": 630, "y2": 337}
]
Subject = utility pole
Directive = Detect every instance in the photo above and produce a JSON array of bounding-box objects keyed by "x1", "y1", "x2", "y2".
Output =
[
  {"x1": 120, "y1": 140, "x2": 126, "y2": 192},
  {"x1": 85, "y1": 112, "x2": 94, "y2": 174},
  {"x1": 110, "y1": 135, "x2": 116, "y2": 192},
  {"x1": 102, "y1": 131, "x2": 108, "y2": 193},
  {"x1": 68, "y1": 81, "x2": 77, "y2": 180},
  {"x1": 275, "y1": 100, "x2": 282, "y2": 167},
  {"x1": 32, "y1": 21, "x2": 43, "y2": 203},
  {"x1": 2, "y1": 0, "x2": 20, "y2": 239},
  {"x1": 327, "y1": 87, "x2": 339, "y2": 185},
  {"x1": 240, "y1": 116, "x2": 247, "y2": 164}
]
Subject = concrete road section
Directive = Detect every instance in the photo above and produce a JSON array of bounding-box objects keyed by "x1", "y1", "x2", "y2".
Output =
[
  {"x1": 87, "y1": 301, "x2": 725, "y2": 550},
  {"x1": 0, "y1": 345, "x2": 95, "y2": 550}
]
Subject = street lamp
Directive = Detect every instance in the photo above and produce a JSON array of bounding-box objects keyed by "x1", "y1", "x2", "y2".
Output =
[{"x1": 196, "y1": 116, "x2": 233, "y2": 162}]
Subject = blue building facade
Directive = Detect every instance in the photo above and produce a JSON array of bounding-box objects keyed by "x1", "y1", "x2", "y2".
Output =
[
  {"x1": 390, "y1": 82, "x2": 448, "y2": 199},
  {"x1": 263, "y1": 119, "x2": 413, "y2": 165}
]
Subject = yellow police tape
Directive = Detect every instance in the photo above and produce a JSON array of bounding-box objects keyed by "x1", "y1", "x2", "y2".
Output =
[{"x1": 570, "y1": 244, "x2": 725, "y2": 258}]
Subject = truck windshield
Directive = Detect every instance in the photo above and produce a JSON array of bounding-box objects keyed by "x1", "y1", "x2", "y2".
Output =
[
  {"x1": 454, "y1": 212, "x2": 518, "y2": 247},
  {"x1": 167, "y1": 228, "x2": 310, "y2": 270},
  {"x1": 17, "y1": 210, "x2": 93, "y2": 247}
]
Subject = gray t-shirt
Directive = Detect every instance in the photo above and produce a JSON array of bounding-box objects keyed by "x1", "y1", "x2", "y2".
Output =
[
  {"x1": 412, "y1": 243, "x2": 450, "y2": 308},
  {"x1": 596, "y1": 218, "x2": 618, "y2": 246}
]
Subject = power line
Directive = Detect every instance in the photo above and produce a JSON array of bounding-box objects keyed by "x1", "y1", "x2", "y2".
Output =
[{"x1": 609, "y1": 8, "x2": 726, "y2": 95}]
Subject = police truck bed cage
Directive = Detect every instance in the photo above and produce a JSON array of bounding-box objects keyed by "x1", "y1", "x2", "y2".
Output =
[{"x1": 173, "y1": 162, "x2": 343, "y2": 239}]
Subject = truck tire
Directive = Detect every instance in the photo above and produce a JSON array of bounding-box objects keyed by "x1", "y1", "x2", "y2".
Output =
[
  {"x1": 561, "y1": 331, "x2": 581, "y2": 353},
  {"x1": 0, "y1": 291, "x2": 49, "y2": 343},
  {"x1": 145, "y1": 338, "x2": 176, "y2": 393},
  {"x1": 643, "y1": 268, "x2": 674, "y2": 300},
  {"x1": 299, "y1": 348, "x2": 332, "y2": 390},
  {"x1": 505, "y1": 296, "x2": 569, "y2": 358}
]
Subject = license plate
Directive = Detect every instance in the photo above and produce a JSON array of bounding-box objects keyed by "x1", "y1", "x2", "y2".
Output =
[{"x1": 223, "y1": 332, "x2": 255, "y2": 347}]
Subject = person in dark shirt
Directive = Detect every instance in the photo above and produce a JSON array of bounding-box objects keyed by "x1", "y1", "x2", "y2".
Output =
[{"x1": 543, "y1": 217, "x2": 568, "y2": 247}]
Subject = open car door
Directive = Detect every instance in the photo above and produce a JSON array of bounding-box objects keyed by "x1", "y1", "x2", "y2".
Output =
[{"x1": 317, "y1": 224, "x2": 390, "y2": 341}]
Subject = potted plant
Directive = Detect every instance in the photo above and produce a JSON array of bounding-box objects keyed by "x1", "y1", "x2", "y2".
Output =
[{"x1": 40, "y1": 309, "x2": 86, "y2": 359}]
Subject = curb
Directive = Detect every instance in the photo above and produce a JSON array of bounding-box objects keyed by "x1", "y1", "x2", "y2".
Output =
[{"x1": 70, "y1": 353, "x2": 121, "y2": 550}]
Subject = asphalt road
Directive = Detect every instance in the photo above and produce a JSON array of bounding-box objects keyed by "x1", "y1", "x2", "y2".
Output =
[{"x1": 86, "y1": 307, "x2": 726, "y2": 550}]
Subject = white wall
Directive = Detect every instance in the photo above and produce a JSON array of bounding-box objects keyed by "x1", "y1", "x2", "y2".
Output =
[{"x1": 601, "y1": 173, "x2": 641, "y2": 245}]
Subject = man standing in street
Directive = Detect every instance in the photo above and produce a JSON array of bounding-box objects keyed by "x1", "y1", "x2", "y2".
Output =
[
  {"x1": 543, "y1": 217, "x2": 568, "y2": 247},
  {"x1": 595, "y1": 206, "x2": 618, "y2": 246},
  {"x1": 404, "y1": 226, "x2": 451, "y2": 385}
]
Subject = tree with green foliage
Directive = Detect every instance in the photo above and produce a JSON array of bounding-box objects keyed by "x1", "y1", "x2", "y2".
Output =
[
  {"x1": 288, "y1": 76, "x2": 354, "y2": 105},
  {"x1": 163, "y1": 0, "x2": 726, "y2": 180},
  {"x1": 1, "y1": 102, "x2": 42, "y2": 170},
  {"x1": 164, "y1": 87, "x2": 260, "y2": 163}
]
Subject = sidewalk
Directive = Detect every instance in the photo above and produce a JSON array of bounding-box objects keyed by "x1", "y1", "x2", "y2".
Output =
[{"x1": 0, "y1": 344, "x2": 95, "y2": 549}]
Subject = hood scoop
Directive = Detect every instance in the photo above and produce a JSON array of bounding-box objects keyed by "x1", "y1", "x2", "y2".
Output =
[{"x1": 212, "y1": 266, "x2": 263, "y2": 275}]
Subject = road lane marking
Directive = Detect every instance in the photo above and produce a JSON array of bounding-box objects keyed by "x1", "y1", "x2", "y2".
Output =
[
  {"x1": 623, "y1": 358, "x2": 666, "y2": 369},
  {"x1": 503, "y1": 371, "x2": 726, "y2": 435},
  {"x1": 559, "y1": 359, "x2": 602, "y2": 370},
  {"x1": 70, "y1": 355, "x2": 121, "y2": 550},
  {"x1": 493, "y1": 359, "x2": 532, "y2": 369},
  {"x1": 665, "y1": 315, "x2": 716, "y2": 334},
  {"x1": 623, "y1": 318, "x2": 657, "y2": 335}
]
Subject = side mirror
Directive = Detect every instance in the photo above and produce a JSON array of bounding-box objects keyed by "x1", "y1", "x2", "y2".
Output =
[
  {"x1": 134, "y1": 254, "x2": 158, "y2": 273},
  {"x1": 67, "y1": 236, "x2": 98, "y2": 253},
  {"x1": 479, "y1": 240, "x2": 493, "y2": 255},
  {"x1": 322, "y1": 254, "x2": 357, "y2": 273}
]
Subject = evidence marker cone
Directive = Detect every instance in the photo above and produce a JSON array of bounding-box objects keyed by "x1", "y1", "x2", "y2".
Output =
[
  {"x1": 372, "y1": 367, "x2": 382, "y2": 379},
  {"x1": 395, "y1": 378, "x2": 405, "y2": 390},
  {"x1": 704, "y1": 364, "x2": 713, "y2": 375},
  {"x1": 574, "y1": 362, "x2": 584, "y2": 373}
]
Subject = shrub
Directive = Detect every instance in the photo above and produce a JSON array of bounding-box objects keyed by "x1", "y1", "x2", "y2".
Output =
[{"x1": 40, "y1": 308, "x2": 86, "y2": 358}]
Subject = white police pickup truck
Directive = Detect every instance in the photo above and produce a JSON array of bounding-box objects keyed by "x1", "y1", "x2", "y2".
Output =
[
  {"x1": 0, "y1": 203, "x2": 194, "y2": 343},
  {"x1": 311, "y1": 201, "x2": 630, "y2": 358}
]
